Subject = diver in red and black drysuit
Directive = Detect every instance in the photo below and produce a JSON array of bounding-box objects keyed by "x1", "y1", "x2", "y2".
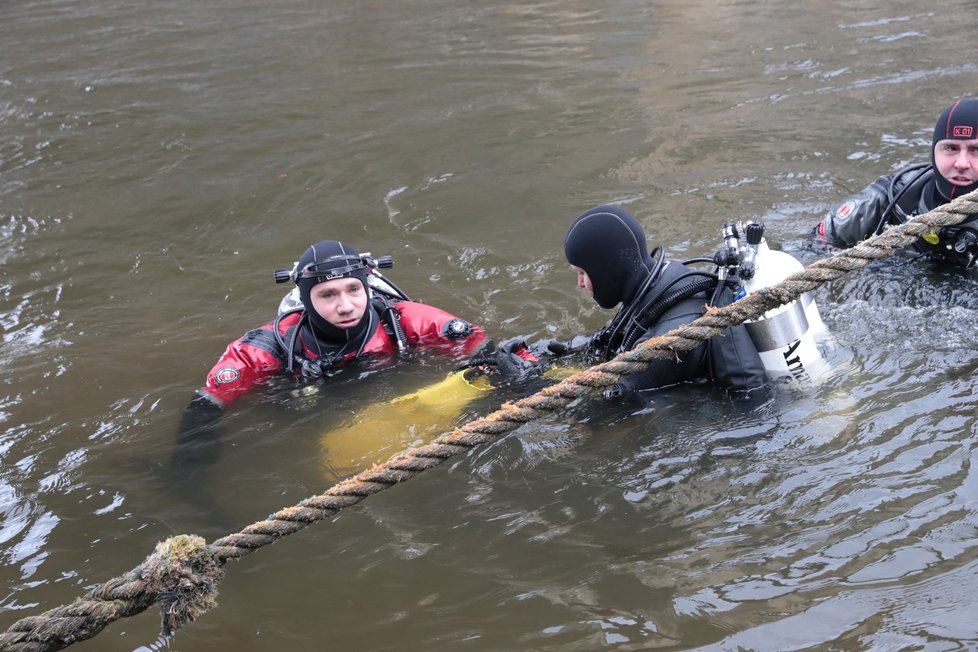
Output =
[
  {"x1": 174, "y1": 239, "x2": 533, "y2": 467},
  {"x1": 814, "y1": 98, "x2": 978, "y2": 269},
  {"x1": 558, "y1": 205, "x2": 767, "y2": 401}
]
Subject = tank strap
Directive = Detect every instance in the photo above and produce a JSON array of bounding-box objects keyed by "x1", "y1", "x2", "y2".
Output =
[{"x1": 617, "y1": 274, "x2": 720, "y2": 354}]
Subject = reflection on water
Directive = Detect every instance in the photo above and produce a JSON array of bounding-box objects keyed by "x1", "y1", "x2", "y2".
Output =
[{"x1": 2, "y1": 0, "x2": 978, "y2": 649}]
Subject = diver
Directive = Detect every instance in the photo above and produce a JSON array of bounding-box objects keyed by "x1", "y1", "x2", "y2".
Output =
[
  {"x1": 173, "y1": 239, "x2": 535, "y2": 468},
  {"x1": 814, "y1": 98, "x2": 978, "y2": 270},
  {"x1": 557, "y1": 205, "x2": 768, "y2": 401}
]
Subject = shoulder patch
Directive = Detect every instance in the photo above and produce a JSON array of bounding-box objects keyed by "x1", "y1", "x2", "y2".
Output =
[
  {"x1": 442, "y1": 319, "x2": 474, "y2": 340},
  {"x1": 214, "y1": 367, "x2": 241, "y2": 385},
  {"x1": 836, "y1": 200, "x2": 856, "y2": 220}
]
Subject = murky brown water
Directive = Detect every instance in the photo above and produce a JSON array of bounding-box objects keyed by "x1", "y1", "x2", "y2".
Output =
[{"x1": 2, "y1": 0, "x2": 978, "y2": 649}]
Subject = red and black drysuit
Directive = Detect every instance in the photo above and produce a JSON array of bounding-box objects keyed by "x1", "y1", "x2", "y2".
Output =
[
  {"x1": 200, "y1": 300, "x2": 488, "y2": 407},
  {"x1": 174, "y1": 298, "x2": 490, "y2": 467}
]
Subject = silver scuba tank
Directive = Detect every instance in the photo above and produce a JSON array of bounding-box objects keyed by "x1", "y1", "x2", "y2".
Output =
[
  {"x1": 730, "y1": 222, "x2": 828, "y2": 382},
  {"x1": 278, "y1": 286, "x2": 303, "y2": 314}
]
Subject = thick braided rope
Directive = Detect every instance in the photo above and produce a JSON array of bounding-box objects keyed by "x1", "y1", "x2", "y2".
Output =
[{"x1": 2, "y1": 190, "x2": 976, "y2": 652}]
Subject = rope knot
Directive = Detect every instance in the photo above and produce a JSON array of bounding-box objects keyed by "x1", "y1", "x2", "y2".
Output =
[{"x1": 141, "y1": 535, "x2": 224, "y2": 636}]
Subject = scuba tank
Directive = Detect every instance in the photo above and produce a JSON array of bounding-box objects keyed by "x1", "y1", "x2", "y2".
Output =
[{"x1": 722, "y1": 221, "x2": 828, "y2": 382}]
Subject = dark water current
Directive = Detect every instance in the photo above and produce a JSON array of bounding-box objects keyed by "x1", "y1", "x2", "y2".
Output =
[{"x1": 2, "y1": 0, "x2": 978, "y2": 649}]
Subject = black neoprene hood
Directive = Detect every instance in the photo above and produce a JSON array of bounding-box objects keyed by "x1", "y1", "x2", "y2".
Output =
[
  {"x1": 296, "y1": 240, "x2": 371, "y2": 342},
  {"x1": 563, "y1": 205, "x2": 657, "y2": 309},
  {"x1": 932, "y1": 98, "x2": 978, "y2": 201}
]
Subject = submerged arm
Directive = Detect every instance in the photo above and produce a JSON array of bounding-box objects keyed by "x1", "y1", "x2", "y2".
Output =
[{"x1": 171, "y1": 392, "x2": 224, "y2": 470}]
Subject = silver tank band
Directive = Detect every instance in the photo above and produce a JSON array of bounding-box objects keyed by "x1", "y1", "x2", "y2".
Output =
[{"x1": 744, "y1": 293, "x2": 813, "y2": 352}]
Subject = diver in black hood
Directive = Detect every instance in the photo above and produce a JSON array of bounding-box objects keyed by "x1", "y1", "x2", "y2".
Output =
[
  {"x1": 563, "y1": 205, "x2": 767, "y2": 399},
  {"x1": 814, "y1": 98, "x2": 978, "y2": 269}
]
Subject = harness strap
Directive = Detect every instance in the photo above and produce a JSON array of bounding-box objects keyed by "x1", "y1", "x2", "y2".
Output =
[{"x1": 372, "y1": 296, "x2": 409, "y2": 353}]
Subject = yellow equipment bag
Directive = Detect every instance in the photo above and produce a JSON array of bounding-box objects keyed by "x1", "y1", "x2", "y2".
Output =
[
  {"x1": 320, "y1": 369, "x2": 492, "y2": 479},
  {"x1": 319, "y1": 364, "x2": 580, "y2": 480}
]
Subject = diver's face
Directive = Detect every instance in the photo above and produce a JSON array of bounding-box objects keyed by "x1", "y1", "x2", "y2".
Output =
[
  {"x1": 572, "y1": 265, "x2": 593, "y2": 293},
  {"x1": 934, "y1": 138, "x2": 978, "y2": 187},
  {"x1": 309, "y1": 277, "x2": 368, "y2": 329}
]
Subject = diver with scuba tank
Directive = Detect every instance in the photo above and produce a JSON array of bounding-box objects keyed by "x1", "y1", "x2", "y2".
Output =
[
  {"x1": 814, "y1": 98, "x2": 978, "y2": 270},
  {"x1": 558, "y1": 205, "x2": 768, "y2": 401},
  {"x1": 173, "y1": 239, "x2": 536, "y2": 467}
]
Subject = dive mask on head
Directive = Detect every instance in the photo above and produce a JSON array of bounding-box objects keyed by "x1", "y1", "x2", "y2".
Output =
[
  {"x1": 294, "y1": 255, "x2": 366, "y2": 282},
  {"x1": 275, "y1": 252, "x2": 394, "y2": 285},
  {"x1": 275, "y1": 254, "x2": 366, "y2": 285}
]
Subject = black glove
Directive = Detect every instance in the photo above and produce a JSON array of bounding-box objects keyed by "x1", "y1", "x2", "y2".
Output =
[
  {"x1": 459, "y1": 339, "x2": 538, "y2": 385},
  {"x1": 297, "y1": 353, "x2": 344, "y2": 381},
  {"x1": 528, "y1": 335, "x2": 592, "y2": 359},
  {"x1": 494, "y1": 338, "x2": 538, "y2": 381}
]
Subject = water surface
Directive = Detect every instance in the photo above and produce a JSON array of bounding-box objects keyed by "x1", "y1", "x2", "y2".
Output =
[{"x1": 2, "y1": 0, "x2": 977, "y2": 649}]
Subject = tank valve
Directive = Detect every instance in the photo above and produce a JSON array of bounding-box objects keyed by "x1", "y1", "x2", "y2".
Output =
[{"x1": 739, "y1": 221, "x2": 765, "y2": 280}]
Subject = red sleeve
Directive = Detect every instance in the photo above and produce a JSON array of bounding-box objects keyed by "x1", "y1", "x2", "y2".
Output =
[
  {"x1": 394, "y1": 301, "x2": 488, "y2": 357},
  {"x1": 199, "y1": 324, "x2": 286, "y2": 407}
]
